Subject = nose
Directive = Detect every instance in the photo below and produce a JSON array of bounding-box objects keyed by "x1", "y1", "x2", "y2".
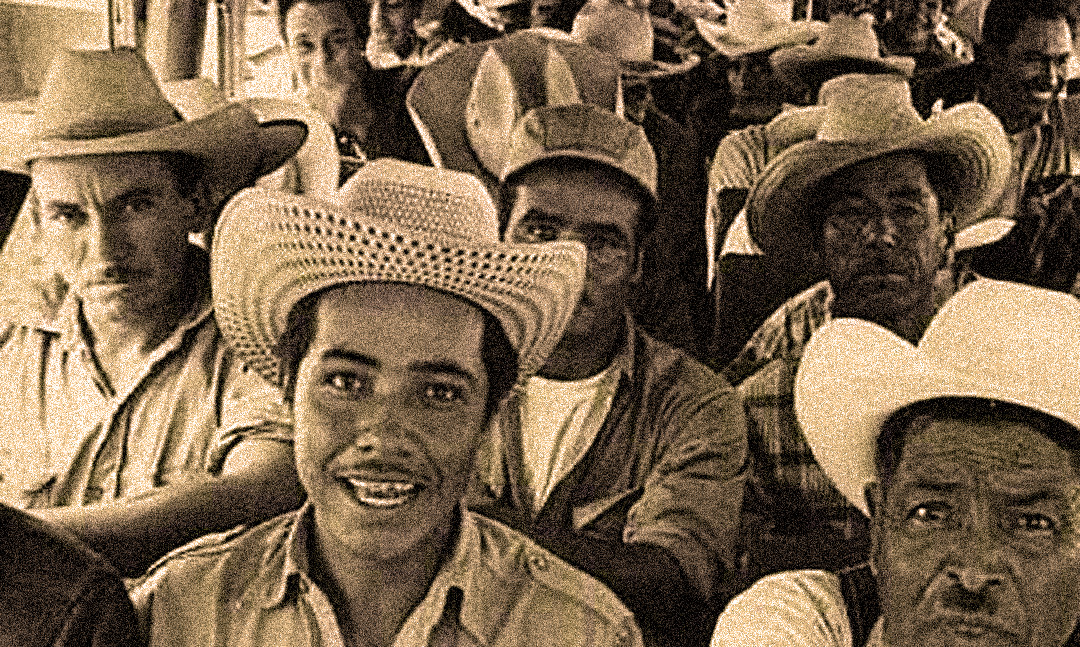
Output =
[
  {"x1": 859, "y1": 213, "x2": 899, "y2": 248},
  {"x1": 80, "y1": 207, "x2": 124, "y2": 268},
  {"x1": 349, "y1": 396, "x2": 411, "y2": 457},
  {"x1": 945, "y1": 521, "x2": 1008, "y2": 594}
]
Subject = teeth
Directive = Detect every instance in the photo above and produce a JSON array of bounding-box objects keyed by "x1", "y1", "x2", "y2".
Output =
[{"x1": 344, "y1": 479, "x2": 420, "y2": 507}]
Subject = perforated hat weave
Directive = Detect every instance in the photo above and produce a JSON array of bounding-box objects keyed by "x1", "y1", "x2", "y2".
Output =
[{"x1": 212, "y1": 159, "x2": 587, "y2": 388}]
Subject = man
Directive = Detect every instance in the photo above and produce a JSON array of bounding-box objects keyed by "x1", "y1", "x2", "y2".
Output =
[
  {"x1": 721, "y1": 74, "x2": 1011, "y2": 585},
  {"x1": 875, "y1": 0, "x2": 973, "y2": 70},
  {"x1": 712, "y1": 279, "x2": 1080, "y2": 647},
  {"x1": 470, "y1": 102, "x2": 748, "y2": 647},
  {"x1": 279, "y1": 0, "x2": 427, "y2": 183},
  {"x1": 0, "y1": 48, "x2": 308, "y2": 576},
  {"x1": 911, "y1": 0, "x2": 1080, "y2": 289},
  {"x1": 704, "y1": 15, "x2": 916, "y2": 366},
  {"x1": 132, "y1": 159, "x2": 643, "y2": 647}
]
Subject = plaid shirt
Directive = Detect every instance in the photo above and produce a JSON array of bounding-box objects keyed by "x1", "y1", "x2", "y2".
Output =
[{"x1": 723, "y1": 282, "x2": 872, "y2": 583}]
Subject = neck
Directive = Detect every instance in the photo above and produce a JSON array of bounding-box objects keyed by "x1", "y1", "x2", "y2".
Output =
[
  {"x1": 312, "y1": 516, "x2": 457, "y2": 647},
  {"x1": 539, "y1": 318, "x2": 626, "y2": 381}
]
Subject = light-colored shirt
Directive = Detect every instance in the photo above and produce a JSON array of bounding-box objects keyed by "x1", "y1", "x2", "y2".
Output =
[
  {"x1": 711, "y1": 570, "x2": 884, "y2": 647},
  {"x1": 519, "y1": 367, "x2": 617, "y2": 513},
  {"x1": 132, "y1": 505, "x2": 644, "y2": 647},
  {"x1": 0, "y1": 272, "x2": 290, "y2": 509}
]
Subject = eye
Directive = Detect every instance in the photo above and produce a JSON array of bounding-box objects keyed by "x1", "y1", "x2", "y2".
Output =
[
  {"x1": 323, "y1": 371, "x2": 371, "y2": 396},
  {"x1": 906, "y1": 502, "x2": 954, "y2": 528},
  {"x1": 122, "y1": 196, "x2": 156, "y2": 215},
  {"x1": 517, "y1": 222, "x2": 559, "y2": 243},
  {"x1": 295, "y1": 38, "x2": 315, "y2": 55},
  {"x1": 421, "y1": 382, "x2": 466, "y2": 406},
  {"x1": 45, "y1": 206, "x2": 83, "y2": 225},
  {"x1": 1009, "y1": 512, "x2": 1058, "y2": 536}
]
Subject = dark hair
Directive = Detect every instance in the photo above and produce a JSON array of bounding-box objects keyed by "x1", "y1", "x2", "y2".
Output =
[
  {"x1": 275, "y1": 283, "x2": 520, "y2": 417},
  {"x1": 277, "y1": 0, "x2": 372, "y2": 44},
  {"x1": 875, "y1": 396, "x2": 1080, "y2": 494},
  {"x1": 980, "y1": 0, "x2": 1079, "y2": 51},
  {"x1": 499, "y1": 156, "x2": 657, "y2": 242}
]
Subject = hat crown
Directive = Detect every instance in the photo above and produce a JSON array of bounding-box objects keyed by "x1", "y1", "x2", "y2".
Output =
[
  {"x1": 815, "y1": 74, "x2": 922, "y2": 143},
  {"x1": 570, "y1": 0, "x2": 654, "y2": 64},
  {"x1": 814, "y1": 13, "x2": 884, "y2": 59},
  {"x1": 336, "y1": 159, "x2": 499, "y2": 242},
  {"x1": 726, "y1": 0, "x2": 798, "y2": 30},
  {"x1": 33, "y1": 49, "x2": 181, "y2": 141}
]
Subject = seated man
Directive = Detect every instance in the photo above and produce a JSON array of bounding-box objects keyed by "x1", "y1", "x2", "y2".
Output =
[
  {"x1": 0, "y1": 48, "x2": 308, "y2": 576},
  {"x1": 712, "y1": 279, "x2": 1080, "y2": 647},
  {"x1": 721, "y1": 74, "x2": 1012, "y2": 584},
  {"x1": 1, "y1": 502, "x2": 140, "y2": 647},
  {"x1": 473, "y1": 102, "x2": 748, "y2": 647},
  {"x1": 133, "y1": 159, "x2": 643, "y2": 647}
]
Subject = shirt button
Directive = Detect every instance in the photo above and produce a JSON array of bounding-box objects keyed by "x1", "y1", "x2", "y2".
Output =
[{"x1": 527, "y1": 553, "x2": 548, "y2": 572}]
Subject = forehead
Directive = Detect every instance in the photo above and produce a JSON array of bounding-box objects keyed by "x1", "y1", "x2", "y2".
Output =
[
  {"x1": 285, "y1": 1, "x2": 355, "y2": 35},
  {"x1": 892, "y1": 415, "x2": 1079, "y2": 491},
  {"x1": 308, "y1": 282, "x2": 487, "y2": 364},
  {"x1": 508, "y1": 164, "x2": 643, "y2": 234},
  {"x1": 1010, "y1": 16, "x2": 1073, "y2": 54},
  {"x1": 822, "y1": 153, "x2": 935, "y2": 200},
  {"x1": 31, "y1": 153, "x2": 178, "y2": 200}
]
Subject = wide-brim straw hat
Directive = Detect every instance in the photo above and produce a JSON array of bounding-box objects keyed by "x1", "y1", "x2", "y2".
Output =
[
  {"x1": 694, "y1": 0, "x2": 825, "y2": 58},
  {"x1": 770, "y1": 14, "x2": 916, "y2": 81},
  {"x1": 747, "y1": 73, "x2": 1011, "y2": 260},
  {"x1": 212, "y1": 158, "x2": 587, "y2": 388},
  {"x1": 407, "y1": 30, "x2": 623, "y2": 196},
  {"x1": 794, "y1": 279, "x2": 1080, "y2": 516},
  {"x1": 500, "y1": 103, "x2": 658, "y2": 201},
  {"x1": 570, "y1": 0, "x2": 699, "y2": 78},
  {"x1": 16, "y1": 48, "x2": 307, "y2": 211}
]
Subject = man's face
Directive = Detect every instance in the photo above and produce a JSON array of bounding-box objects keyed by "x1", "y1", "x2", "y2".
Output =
[
  {"x1": 293, "y1": 282, "x2": 490, "y2": 562},
  {"x1": 886, "y1": 0, "x2": 944, "y2": 53},
  {"x1": 31, "y1": 154, "x2": 199, "y2": 325},
  {"x1": 872, "y1": 415, "x2": 1080, "y2": 647},
  {"x1": 506, "y1": 166, "x2": 643, "y2": 352},
  {"x1": 727, "y1": 50, "x2": 779, "y2": 106},
  {"x1": 819, "y1": 152, "x2": 948, "y2": 324},
  {"x1": 986, "y1": 17, "x2": 1072, "y2": 132},
  {"x1": 285, "y1": 1, "x2": 366, "y2": 125},
  {"x1": 373, "y1": 0, "x2": 419, "y2": 58}
]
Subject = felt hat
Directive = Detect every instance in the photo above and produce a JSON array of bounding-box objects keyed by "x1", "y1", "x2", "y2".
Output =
[
  {"x1": 770, "y1": 14, "x2": 916, "y2": 81},
  {"x1": 407, "y1": 30, "x2": 623, "y2": 195},
  {"x1": 746, "y1": 73, "x2": 1011, "y2": 260},
  {"x1": 500, "y1": 103, "x2": 658, "y2": 200},
  {"x1": 569, "y1": 0, "x2": 700, "y2": 78},
  {"x1": 795, "y1": 279, "x2": 1080, "y2": 516},
  {"x1": 18, "y1": 48, "x2": 307, "y2": 211},
  {"x1": 212, "y1": 158, "x2": 588, "y2": 388},
  {"x1": 694, "y1": 0, "x2": 825, "y2": 58}
]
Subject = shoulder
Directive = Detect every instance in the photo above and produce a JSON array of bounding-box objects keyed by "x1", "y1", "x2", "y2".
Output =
[
  {"x1": 633, "y1": 325, "x2": 733, "y2": 393},
  {"x1": 724, "y1": 281, "x2": 832, "y2": 386},
  {"x1": 465, "y1": 512, "x2": 643, "y2": 646},
  {"x1": 711, "y1": 570, "x2": 851, "y2": 647}
]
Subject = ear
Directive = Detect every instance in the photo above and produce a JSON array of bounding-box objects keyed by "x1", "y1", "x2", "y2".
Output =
[
  {"x1": 866, "y1": 481, "x2": 883, "y2": 577},
  {"x1": 631, "y1": 243, "x2": 645, "y2": 284}
]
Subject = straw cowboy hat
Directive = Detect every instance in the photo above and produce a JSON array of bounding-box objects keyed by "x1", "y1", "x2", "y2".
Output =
[
  {"x1": 746, "y1": 73, "x2": 1011, "y2": 260},
  {"x1": 569, "y1": 0, "x2": 699, "y2": 78},
  {"x1": 770, "y1": 13, "x2": 916, "y2": 81},
  {"x1": 162, "y1": 77, "x2": 338, "y2": 198},
  {"x1": 694, "y1": 0, "x2": 825, "y2": 58},
  {"x1": 500, "y1": 103, "x2": 658, "y2": 201},
  {"x1": 212, "y1": 158, "x2": 588, "y2": 388},
  {"x1": 407, "y1": 30, "x2": 623, "y2": 195},
  {"x1": 17, "y1": 48, "x2": 307, "y2": 212},
  {"x1": 794, "y1": 278, "x2": 1080, "y2": 516}
]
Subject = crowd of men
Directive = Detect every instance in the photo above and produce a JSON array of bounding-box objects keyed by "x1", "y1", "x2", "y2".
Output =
[{"x1": 2, "y1": 0, "x2": 1080, "y2": 645}]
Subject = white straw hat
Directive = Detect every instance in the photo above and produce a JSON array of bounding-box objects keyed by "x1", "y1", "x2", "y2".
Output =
[
  {"x1": 569, "y1": 0, "x2": 700, "y2": 78},
  {"x1": 770, "y1": 14, "x2": 916, "y2": 80},
  {"x1": 794, "y1": 279, "x2": 1080, "y2": 516},
  {"x1": 212, "y1": 158, "x2": 587, "y2": 388},
  {"x1": 694, "y1": 0, "x2": 825, "y2": 57},
  {"x1": 747, "y1": 73, "x2": 1011, "y2": 260}
]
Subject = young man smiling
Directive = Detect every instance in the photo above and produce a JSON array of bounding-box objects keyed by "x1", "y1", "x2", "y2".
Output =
[{"x1": 133, "y1": 159, "x2": 644, "y2": 647}]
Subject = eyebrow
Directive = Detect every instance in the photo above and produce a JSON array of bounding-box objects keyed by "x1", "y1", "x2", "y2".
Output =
[{"x1": 317, "y1": 350, "x2": 479, "y2": 388}]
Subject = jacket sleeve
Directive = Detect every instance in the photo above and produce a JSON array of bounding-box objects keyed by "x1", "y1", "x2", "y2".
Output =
[{"x1": 53, "y1": 568, "x2": 144, "y2": 647}]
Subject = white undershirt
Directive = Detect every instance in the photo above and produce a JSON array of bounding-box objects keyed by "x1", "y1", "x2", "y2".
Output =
[{"x1": 519, "y1": 367, "x2": 617, "y2": 514}]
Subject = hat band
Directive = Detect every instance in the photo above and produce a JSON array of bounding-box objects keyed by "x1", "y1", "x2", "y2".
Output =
[{"x1": 34, "y1": 111, "x2": 181, "y2": 142}]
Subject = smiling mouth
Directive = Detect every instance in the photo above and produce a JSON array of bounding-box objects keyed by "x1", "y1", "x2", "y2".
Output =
[{"x1": 341, "y1": 478, "x2": 424, "y2": 508}]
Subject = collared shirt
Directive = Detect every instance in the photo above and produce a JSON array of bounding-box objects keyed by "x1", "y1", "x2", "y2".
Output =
[
  {"x1": 710, "y1": 570, "x2": 884, "y2": 647},
  {"x1": 0, "y1": 266, "x2": 290, "y2": 508},
  {"x1": 132, "y1": 505, "x2": 644, "y2": 647},
  {"x1": 471, "y1": 317, "x2": 749, "y2": 603}
]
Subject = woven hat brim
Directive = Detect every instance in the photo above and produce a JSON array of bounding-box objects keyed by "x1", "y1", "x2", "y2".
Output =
[
  {"x1": 620, "y1": 49, "x2": 702, "y2": 78},
  {"x1": 212, "y1": 187, "x2": 587, "y2": 388},
  {"x1": 747, "y1": 102, "x2": 1011, "y2": 259},
  {"x1": 501, "y1": 147, "x2": 659, "y2": 201},
  {"x1": 796, "y1": 282, "x2": 1080, "y2": 516},
  {"x1": 770, "y1": 47, "x2": 917, "y2": 79},
  {"x1": 695, "y1": 17, "x2": 826, "y2": 57},
  {"x1": 20, "y1": 104, "x2": 307, "y2": 211}
]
